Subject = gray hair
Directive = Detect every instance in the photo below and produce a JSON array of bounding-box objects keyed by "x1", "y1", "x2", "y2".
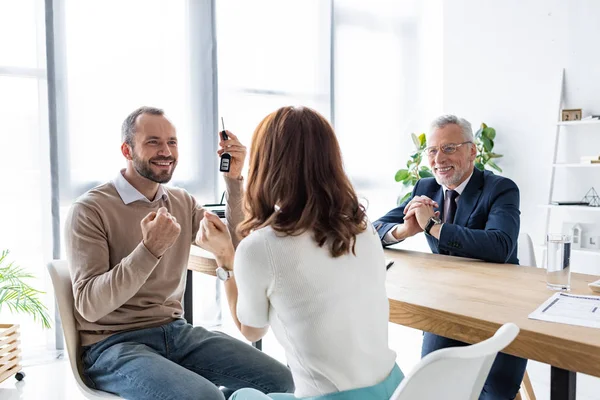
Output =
[
  {"x1": 430, "y1": 114, "x2": 474, "y2": 142},
  {"x1": 121, "y1": 106, "x2": 165, "y2": 146}
]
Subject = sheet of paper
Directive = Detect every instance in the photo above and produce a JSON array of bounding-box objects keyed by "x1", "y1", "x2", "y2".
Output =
[{"x1": 529, "y1": 292, "x2": 600, "y2": 329}]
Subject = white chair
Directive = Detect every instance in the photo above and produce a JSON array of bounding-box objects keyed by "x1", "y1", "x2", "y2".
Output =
[
  {"x1": 390, "y1": 323, "x2": 520, "y2": 400},
  {"x1": 47, "y1": 260, "x2": 122, "y2": 399},
  {"x1": 518, "y1": 232, "x2": 537, "y2": 267}
]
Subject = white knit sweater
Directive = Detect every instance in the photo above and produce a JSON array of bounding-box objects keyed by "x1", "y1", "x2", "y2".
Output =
[{"x1": 235, "y1": 223, "x2": 397, "y2": 397}]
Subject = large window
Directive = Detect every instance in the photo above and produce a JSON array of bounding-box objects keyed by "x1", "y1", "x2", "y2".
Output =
[
  {"x1": 216, "y1": 0, "x2": 332, "y2": 191},
  {"x1": 0, "y1": 0, "x2": 53, "y2": 351},
  {"x1": 58, "y1": 0, "x2": 202, "y2": 197},
  {"x1": 52, "y1": 0, "x2": 223, "y2": 328},
  {"x1": 334, "y1": 0, "x2": 443, "y2": 223}
]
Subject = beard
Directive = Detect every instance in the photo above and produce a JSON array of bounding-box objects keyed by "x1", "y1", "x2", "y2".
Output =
[
  {"x1": 433, "y1": 165, "x2": 469, "y2": 188},
  {"x1": 132, "y1": 153, "x2": 177, "y2": 184}
]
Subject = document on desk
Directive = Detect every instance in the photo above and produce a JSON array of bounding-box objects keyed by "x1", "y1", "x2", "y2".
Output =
[{"x1": 529, "y1": 292, "x2": 600, "y2": 329}]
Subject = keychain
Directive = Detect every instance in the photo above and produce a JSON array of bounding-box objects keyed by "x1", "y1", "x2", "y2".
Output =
[{"x1": 219, "y1": 117, "x2": 231, "y2": 173}]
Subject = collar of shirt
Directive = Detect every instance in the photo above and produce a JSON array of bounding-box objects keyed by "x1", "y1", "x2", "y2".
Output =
[
  {"x1": 113, "y1": 169, "x2": 168, "y2": 205},
  {"x1": 442, "y1": 170, "x2": 473, "y2": 198}
]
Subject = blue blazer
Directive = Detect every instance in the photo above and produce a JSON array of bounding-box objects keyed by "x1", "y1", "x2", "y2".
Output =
[{"x1": 374, "y1": 168, "x2": 520, "y2": 264}]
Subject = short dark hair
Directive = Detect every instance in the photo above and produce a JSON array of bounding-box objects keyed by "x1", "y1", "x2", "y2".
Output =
[{"x1": 121, "y1": 106, "x2": 165, "y2": 146}]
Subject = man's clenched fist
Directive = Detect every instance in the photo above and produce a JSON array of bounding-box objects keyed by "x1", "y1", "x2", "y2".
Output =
[{"x1": 141, "y1": 207, "x2": 181, "y2": 258}]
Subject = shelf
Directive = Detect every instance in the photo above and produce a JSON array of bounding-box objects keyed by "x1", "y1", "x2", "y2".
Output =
[
  {"x1": 553, "y1": 163, "x2": 600, "y2": 168},
  {"x1": 540, "y1": 204, "x2": 600, "y2": 211},
  {"x1": 557, "y1": 119, "x2": 600, "y2": 126},
  {"x1": 536, "y1": 244, "x2": 600, "y2": 255}
]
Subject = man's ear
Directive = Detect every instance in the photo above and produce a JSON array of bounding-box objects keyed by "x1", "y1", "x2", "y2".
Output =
[
  {"x1": 121, "y1": 142, "x2": 133, "y2": 161},
  {"x1": 469, "y1": 142, "x2": 477, "y2": 161}
]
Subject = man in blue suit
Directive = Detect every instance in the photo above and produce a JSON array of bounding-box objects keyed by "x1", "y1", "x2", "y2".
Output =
[{"x1": 374, "y1": 115, "x2": 526, "y2": 400}]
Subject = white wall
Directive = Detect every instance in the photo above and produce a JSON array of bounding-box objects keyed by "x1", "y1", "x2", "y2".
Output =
[
  {"x1": 443, "y1": 0, "x2": 600, "y2": 275},
  {"x1": 442, "y1": 1, "x2": 600, "y2": 398}
]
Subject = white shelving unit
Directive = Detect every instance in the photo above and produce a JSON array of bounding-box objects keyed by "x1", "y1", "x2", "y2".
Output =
[
  {"x1": 557, "y1": 119, "x2": 600, "y2": 126},
  {"x1": 536, "y1": 244, "x2": 600, "y2": 256},
  {"x1": 541, "y1": 69, "x2": 600, "y2": 265},
  {"x1": 540, "y1": 204, "x2": 600, "y2": 211},
  {"x1": 552, "y1": 163, "x2": 600, "y2": 168}
]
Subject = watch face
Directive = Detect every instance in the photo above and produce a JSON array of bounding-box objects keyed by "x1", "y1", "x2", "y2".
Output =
[{"x1": 216, "y1": 267, "x2": 228, "y2": 281}]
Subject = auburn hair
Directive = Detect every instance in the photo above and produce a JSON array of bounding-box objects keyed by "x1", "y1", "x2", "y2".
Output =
[{"x1": 238, "y1": 106, "x2": 367, "y2": 257}]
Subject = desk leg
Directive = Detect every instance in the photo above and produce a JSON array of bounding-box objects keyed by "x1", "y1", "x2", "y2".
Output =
[
  {"x1": 184, "y1": 269, "x2": 194, "y2": 325},
  {"x1": 551, "y1": 366, "x2": 576, "y2": 400},
  {"x1": 253, "y1": 340, "x2": 262, "y2": 351}
]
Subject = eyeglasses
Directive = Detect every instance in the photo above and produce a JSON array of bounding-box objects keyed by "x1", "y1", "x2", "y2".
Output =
[{"x1": 424, "y1": 141, "x2": 472, "y2": 157}]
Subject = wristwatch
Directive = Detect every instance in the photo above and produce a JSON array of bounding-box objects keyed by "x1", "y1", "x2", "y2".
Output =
[
  {"x1": 216, "y1": 266, "x2": 234, "y2": 281},
  {"x1": 424, "y1": 216, "x2": 442, "y2": 235}
]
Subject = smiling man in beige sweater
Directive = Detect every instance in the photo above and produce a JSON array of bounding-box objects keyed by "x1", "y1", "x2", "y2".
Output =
[{"x1": 65, "y1": 106, "x2": 293, "y2": 400}]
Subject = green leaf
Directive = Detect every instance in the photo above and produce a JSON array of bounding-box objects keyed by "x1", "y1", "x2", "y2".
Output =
[
  {"x1": 411, "y1": 133, "x2": 420, "y2": 149},
  {"x1": 480, "y1": 122, "x2": 488, "y2": 129},
  {"x1": 488, "y1": 152, "x2": 503, "y2": 159},
  {"x1": 481, "y1": 136, "x2": 493, "y2": 152},
  {"x1": 398, "y1": 192, "x2": 412, "y2": 205},
  {"x1": 418, "y1": 133, "x2": 427, "y2": 148},
  {"x1": 475, "y1": 162, "x2": 485, "y2": 171},
  {"x1": 483, "y1": 127, "x2": 496, "y2": 140},
  {"x1": 487, "y1": 160, "x2": 503, "y2": 172},
  {"x1": 418, "y1": 169, "x2": 434, "y2": 178},
  {"x1": 474, "y1": 126, "x2": 483, "y2": 139},
  {"x1": 0, "y1": 250, "x2": 51, "y2": 329},
  {"x1": 395, "y1": 169, "x2": 410, "y2": 182}
]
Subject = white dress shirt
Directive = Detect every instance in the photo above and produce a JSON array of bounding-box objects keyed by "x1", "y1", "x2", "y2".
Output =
[{"x1": 113, "y1": 169, "x2": 168, "y2": 204}]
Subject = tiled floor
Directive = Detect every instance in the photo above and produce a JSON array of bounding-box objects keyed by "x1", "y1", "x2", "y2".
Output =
[{"x1": 1, "y1": 323, "x2": 599, "y2": 399}]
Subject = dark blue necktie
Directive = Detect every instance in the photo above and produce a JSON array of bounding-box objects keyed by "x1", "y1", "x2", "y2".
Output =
[{"x1": 444, "y1": 190, "x2": 459, "y2": 224}]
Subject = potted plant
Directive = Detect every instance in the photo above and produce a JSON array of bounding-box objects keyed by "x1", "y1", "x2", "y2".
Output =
[
  {"x1": 394, "y1": 123, "x2": 503, "y2": 204},
  {"x1": 0, "y1": 249, "x2": 51, "y2": 383}
]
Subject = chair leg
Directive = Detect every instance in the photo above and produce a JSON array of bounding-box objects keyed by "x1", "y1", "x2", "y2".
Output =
[{"x1": 518, "y1": 371, "x2": 536, "y2": 400}]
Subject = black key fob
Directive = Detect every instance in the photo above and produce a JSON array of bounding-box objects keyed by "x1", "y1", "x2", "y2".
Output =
[{"x1": 219, "y1": 129, "x2": 230, "y2": 172}]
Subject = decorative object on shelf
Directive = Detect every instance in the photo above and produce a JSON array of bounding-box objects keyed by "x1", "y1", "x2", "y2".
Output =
[
  {"x1": 550, "y1": 201, "x2": 589, "y2": 206},
  {"x1": 581, "y1": 187, "x2": 600, "y2": 207},
  {"x1": 588, "y1": 236, "x2": 600, "y2": 250},
  {"x1": 561, "y1": 108, "x2": 582, "y2": 121},
  {"x1": 571, "y1": 223, "x2": 583, "y2": 249},
  {"x1": 395, "y1": 122, "x2": 502, "y2": 204},
  {"x1": 580, "y1": 155, "x2": 600, "y2": 164},
  {"x1": 561, "y1": 221, "x2": 600, "y2": 252}
]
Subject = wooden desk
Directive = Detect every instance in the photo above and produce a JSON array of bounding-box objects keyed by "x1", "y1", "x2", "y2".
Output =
[{"x1": 385, "y1": 248, "x2": 600, "y2": 400}]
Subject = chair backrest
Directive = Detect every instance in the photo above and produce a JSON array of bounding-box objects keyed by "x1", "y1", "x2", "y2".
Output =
[
  {"x1": 390, "y1": 323, "x2": 520, "y2": 400},
  {"x1": 518, "y1": 232, "x2": 537, "y2": 267},
  {"x1": 47, "y1": 260, "x2": 121, "y2": 399}
]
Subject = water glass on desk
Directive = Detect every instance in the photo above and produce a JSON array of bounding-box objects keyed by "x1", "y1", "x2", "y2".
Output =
[{"x1": 546, "y1": 233, "x2": 571, "y2": 291}]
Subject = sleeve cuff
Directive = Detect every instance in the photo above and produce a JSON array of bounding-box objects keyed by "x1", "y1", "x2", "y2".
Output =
[
  {"x1": 383, "y1": 225, "x2": 402, "y2": 245},
  {"x1": 125, "y1": 241, "x2": 162, "y2": 274}
]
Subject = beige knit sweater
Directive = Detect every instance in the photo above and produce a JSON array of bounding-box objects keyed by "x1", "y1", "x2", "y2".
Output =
[{"x1": 65, "y1": 177, "x2": 243, "y2": 346}]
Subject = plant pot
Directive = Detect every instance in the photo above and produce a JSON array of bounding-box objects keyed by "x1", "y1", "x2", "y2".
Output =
[{"x1": 0, "y1": 324, "x2": 22, "y2": 384}]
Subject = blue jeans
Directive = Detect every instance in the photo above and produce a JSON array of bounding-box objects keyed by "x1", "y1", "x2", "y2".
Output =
[
  {"x1": 422, "y1": 333, "x2": 527, "y2": 400},
  {"x1": 229, "y1": 364, "x2": 403, "y2": 400},
  {"x1": 81, "y1": 319, "x2": 294, "y2": 400}
]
